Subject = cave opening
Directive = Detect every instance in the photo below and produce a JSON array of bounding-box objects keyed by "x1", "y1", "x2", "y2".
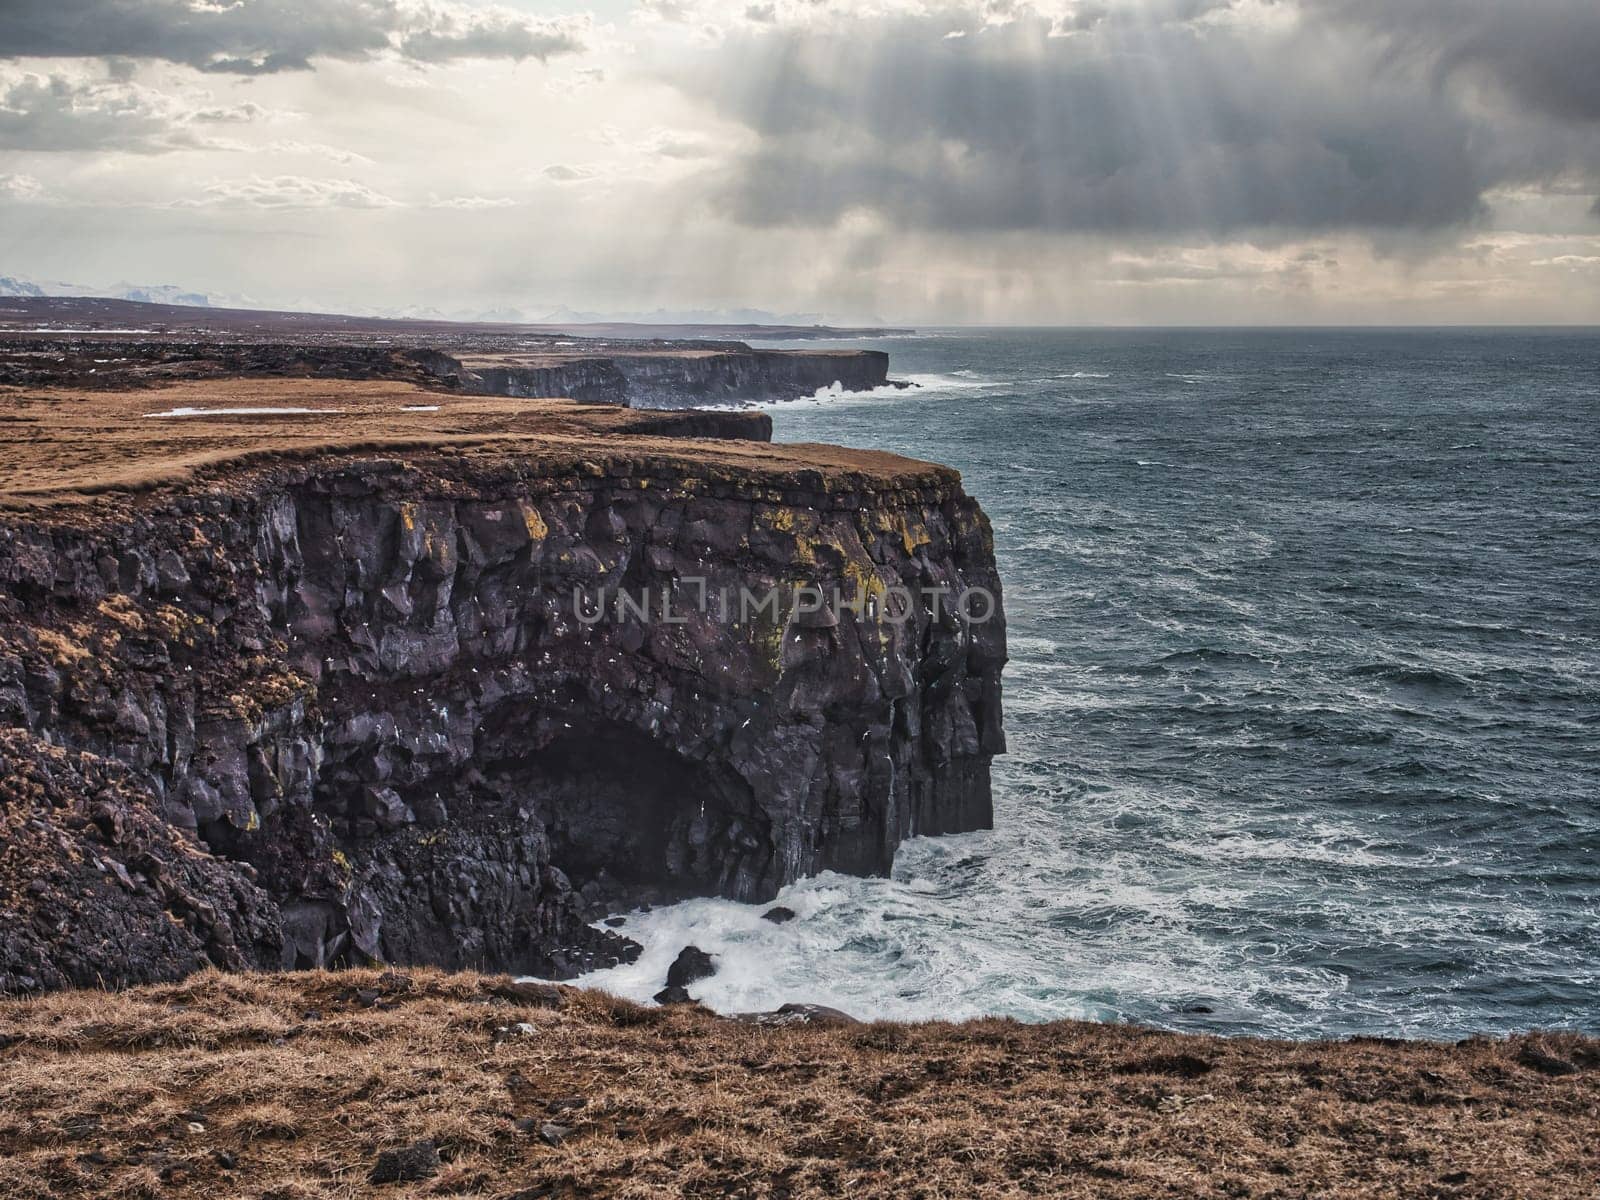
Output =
[{"x1": 511, "y1": 723, "x2": 768, "y2": 904}]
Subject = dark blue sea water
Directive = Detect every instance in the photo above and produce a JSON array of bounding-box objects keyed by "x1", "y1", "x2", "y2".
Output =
[{"x1": 574, "y1": 329, "x2": 1600, "y2": 1040}]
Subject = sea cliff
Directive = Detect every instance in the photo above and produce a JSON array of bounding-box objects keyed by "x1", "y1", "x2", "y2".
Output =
[
  {"x1": 0, "y1": 328, "x2": 891, "y2": 410},
  {"x1": 0, "y1": 386, "x2": 1003, "y2": 992},
  {"x1": 449, "y1": 348, "x2": 890, "y2": 408}
]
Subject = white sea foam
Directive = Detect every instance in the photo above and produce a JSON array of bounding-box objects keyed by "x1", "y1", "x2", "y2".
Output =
[
  {"x1": 739, "y1": 372, "x2": 999, "y2": 412},
  {"x1": 556, "y1": 832, "x2": 1352, "y2": 1027}
]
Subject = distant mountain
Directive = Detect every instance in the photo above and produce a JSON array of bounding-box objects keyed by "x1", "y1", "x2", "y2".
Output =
[
  {"x1": 0, "y1": 277, "x2": 893, "y2": 329},
  {"x1": 0, "y1": 275, "x2": 215, "y2": 307},
  {"x1": 0, "y1": 277, "x2": 46, "y2": 298},
  {"x1": 111, "y1": 283, "x2": 214, "y2": 308},
  {"x1": 536, "y1": 304, "x2": 848, "y2": 327}
]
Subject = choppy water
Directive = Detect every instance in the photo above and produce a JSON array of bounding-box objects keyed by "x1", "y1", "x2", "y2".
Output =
[{"x1": 571, "y1": 329, "x2": 1600, "y2": 1040}]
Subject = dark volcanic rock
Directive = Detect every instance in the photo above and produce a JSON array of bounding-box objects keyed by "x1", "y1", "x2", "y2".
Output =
[
  {"x1": 0, "y1": 444, "x2": 1005, "y2": 991},
  {"x1": 733, "y1": 1003, "x2": 860, "y2": 1027},
  {"x1": 487, "y1": 979, "x2": 564, "y2": 1009},
  {"x1": 653, "y1": 985, "x2": 694, "y2": 1006},
  {"x1": 450, "y1": 347, "x2": 890, "y2": 409},
  {"x1": 761, "y1": 905, "x2": 797, "y2": 924},
  {"x1": 0, "y1": 326, "x2": 888, "y2": 411},
  {"x1": 369, "y1": 1140, "x2": 440, "y2": 1184},
  {"x1": 1518, "y1": 1046, "x2": 1580, "y2": 1076},
  {"x1": 0, "y1": 730, "x2": 281, "y2": 993},
  {"x1": 665, "y1": 946, "x2": 716, "y2": 989}
]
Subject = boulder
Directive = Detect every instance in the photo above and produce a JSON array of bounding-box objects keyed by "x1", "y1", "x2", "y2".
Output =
[
  {"x1": 733, "y1": 1003, "x2": 860, "y2": 1027},
  {"x1": 666, "y1": 946, "x2": 716, "y2": 989},
  {"x1": 368, "y1": 1140, "x2": 440, "y2": 1185}
]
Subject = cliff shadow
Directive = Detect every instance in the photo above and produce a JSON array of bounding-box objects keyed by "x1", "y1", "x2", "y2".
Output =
[{"x1": 490, "y1": 719, "x2": 772, "y2": 910}]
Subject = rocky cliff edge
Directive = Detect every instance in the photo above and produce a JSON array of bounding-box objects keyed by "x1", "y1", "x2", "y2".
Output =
[{"x1": 0, "y1": 381, "x2": 1005, "y2": 992}]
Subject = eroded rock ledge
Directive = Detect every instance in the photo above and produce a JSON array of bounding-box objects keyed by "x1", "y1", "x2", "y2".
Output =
[
  {"x1": 445, "y1": 347, "x2": 890, "y2": 408},
  {"x1": 0, "y1": 329, "x2": 890, "y2": 409},
  {"x1": 0, "y1": 397, "x2": 1004, "y2": 992}
]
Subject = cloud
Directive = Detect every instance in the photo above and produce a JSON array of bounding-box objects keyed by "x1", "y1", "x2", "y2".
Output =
[
  {"x1": 599, "y1": 125, "x2": 715, "y2": 160},
  {"x1": 268, "y1": 140, "x2": 375, "y2": 166},
  {"x1": 1302, "y1": 0, "x2": 1600, "y2": 123},
  {"x1": 0, "y1": 67, "x2": 279, "y2": 153},
  {"x1": 638, "y1": 128, "x2": 715, "y2": 160},
  {"x1": 175, "y1": 174, "x2": 400, "y2": 208},
  {"x1": 1101, "y1": 244, "x2": 1338, "y2": 289},
  {"x1": 0, "y1": 172, "x2": 46, "y2": 201},
  {"x1": 0, "y1": 0, "x2": 589, "y2": 75},
  {"x1": 671, "y1": 2, "x2": 1600, "y2": 237},
  {"x1": 542, "y1": 163, "x2": 600, "y2": 183},
  {"x1": 638, "y1": 0, "x2": 699, "y2": 22},
  {"x1": 428, "y1": 193, "x2": 516, "y2": 208},
  {"x1": 544, "y1": 66, "x2": 607, "y2": 96},
  {"x1": 1533, "y1": 254, "x2": 1600, "y2": 268},
  {"x1": 396, "y1": 6, "x2": 586, "y2": 64}
]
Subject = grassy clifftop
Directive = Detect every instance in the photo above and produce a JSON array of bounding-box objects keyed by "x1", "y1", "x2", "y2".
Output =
[{"x1": 1, "y1": 969, "x2": 1595, "y2": 1199}]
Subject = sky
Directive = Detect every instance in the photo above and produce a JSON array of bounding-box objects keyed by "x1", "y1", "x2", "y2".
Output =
[{"x1": 2, "y1": 0, "x2": 1599, "y2": 325}]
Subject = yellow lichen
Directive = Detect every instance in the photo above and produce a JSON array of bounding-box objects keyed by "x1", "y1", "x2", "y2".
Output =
[
  {"x1": 225, "y1": 669, "x2": 310, "y2": 724},
  {"x1": 890, "y1": 512, "x2": 929, "y2": 555},
  {"x1": 149, "y1": 604, "x2": 212, "y2": 646},
  {"x1": 753, "y1": 617, "x2": 786, "y2": 676},
  {"x1": 841, "y1": 553, "x2": 889, "y2": 617},
  {"x1": 520, "y1": 503, "x2": 549, "y2": 542},
  {"x1": 96, "y1": 595, "x2": 146, "y2": 634},
  {"x1": 35, "y1": 628, "x2": 90, "y2": 668}
]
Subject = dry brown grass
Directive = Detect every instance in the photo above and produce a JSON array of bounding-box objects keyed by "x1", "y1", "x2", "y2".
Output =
[
  {"x1": 0, "y1": 969, "x2": 1595, "y2": 1199},
  {"x1": 0, "y1": 379, "x2": 940, "y2": 514}
]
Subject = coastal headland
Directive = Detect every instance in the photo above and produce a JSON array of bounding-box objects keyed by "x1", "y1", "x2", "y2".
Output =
[
  {"x1": 1, "y1": 308, "x2": 1594, "y2": 1199},
  {"x1": 0, "y1": 296, "x2": 895, "y2": 408},
  {"x1": 0, "y1": 314, "x2": 1002, "y2": 990}
]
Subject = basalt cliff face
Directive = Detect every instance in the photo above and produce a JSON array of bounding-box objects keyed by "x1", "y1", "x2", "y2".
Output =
[
  {"x1": 0, "y1": 400, "x2": 1004, "y2": 994},
  {"x1": 0, "y1": 333, "x2": 890, "y2": 410},
  {"x1": 449, "y1": 349, "x2": 891, "y2": 408}
]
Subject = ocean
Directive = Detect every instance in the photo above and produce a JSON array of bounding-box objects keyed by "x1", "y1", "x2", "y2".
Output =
[{"x1": 570, "y1": 328, "x2": 1600, "y2": 1040}]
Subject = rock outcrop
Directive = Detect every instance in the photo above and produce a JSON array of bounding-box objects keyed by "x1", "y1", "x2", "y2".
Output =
[
  {"x1": 0, "y1": 405, "x2": 1005, "y2": 993},
  {"x1": 1, "y1": 333, "x2": 890, "y2": 409},
  {"x1": 448, "y1": 349, "x2": 890, "y2": 408}
]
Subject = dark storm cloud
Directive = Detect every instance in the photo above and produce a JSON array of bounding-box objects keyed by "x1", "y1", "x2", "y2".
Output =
[
  {"x1": 398, "y1": 14, "x2": 585, "y2": 66},
  {"x1": 0, "y1": 0, "x2": 585, "y2": 75},
  {"x1": 1301, "y1": 0, "x2": 1600, "y2": 123},
  {"x1": 683, "y1": 3, "x2": 1600, "y2": 237}
]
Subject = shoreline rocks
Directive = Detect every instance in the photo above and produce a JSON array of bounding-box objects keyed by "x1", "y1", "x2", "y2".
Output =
[{"x1": 666, "y1": 946, "x2": 717, "y2": 990}]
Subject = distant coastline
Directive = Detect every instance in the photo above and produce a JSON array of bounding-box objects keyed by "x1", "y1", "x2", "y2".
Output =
[{"x1": 0, "y1": 295, "x2": 913, "y2": 343}]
